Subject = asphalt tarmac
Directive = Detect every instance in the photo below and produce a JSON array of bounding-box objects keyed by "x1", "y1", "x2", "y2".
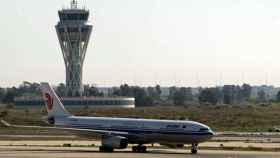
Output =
[
  {"x1": 0, "y1": 147, "x2": 279, "y2": 158},
  {"x1": 1, "y1": 135, "x2": 280, "y2": 158}
]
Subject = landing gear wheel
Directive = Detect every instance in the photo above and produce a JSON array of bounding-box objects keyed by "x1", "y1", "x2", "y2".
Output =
[
  {"x1": 140, "y1": 146, "x2": 147, "y2": 152},
  {"x1": 99, "y1": 146, "x2": 114, "y2": 152},
  {"x1": 132, "y1": 146, "x2": 138, "y2": 152},
  {"x1": 132, "y1": 145, "x2": 147, "y2": 153},
  {"x1": 191, "y1": 149, "x2": 197, "y2": 154},
  {"x1": 191, "y1": 144, "x2": 198, "y2": 154}
]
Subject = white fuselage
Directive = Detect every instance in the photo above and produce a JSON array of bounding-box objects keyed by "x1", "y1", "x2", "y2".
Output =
[{"x1": 55, "y1": 116, "x2": 214, "y2": 144}]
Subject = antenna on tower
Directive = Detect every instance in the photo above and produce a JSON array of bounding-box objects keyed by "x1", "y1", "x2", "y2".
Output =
[{"x1": 71, "y1": 0, "x2": 78, "y2": 9}]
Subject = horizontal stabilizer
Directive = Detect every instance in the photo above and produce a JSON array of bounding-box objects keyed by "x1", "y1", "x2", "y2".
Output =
[{"x1": 0, "y1": 120, "x2": 11, "y2": 127}]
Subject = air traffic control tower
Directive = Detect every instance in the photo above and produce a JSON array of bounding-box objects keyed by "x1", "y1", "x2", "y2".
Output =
[
  {"x1": 13, "y1": 0, "x2": 135, "y2": 108},
  {"x1": 56, "y1": 0, "x2": 92, "y2": 96}
]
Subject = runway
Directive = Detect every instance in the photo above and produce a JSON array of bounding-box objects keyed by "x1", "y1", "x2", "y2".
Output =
[
  {"x1": 1, "y1": 136, "x2": 280, "y2": 158},
  {"x1": 0, "y1": 147, "x2": 279, "y2": 158}
]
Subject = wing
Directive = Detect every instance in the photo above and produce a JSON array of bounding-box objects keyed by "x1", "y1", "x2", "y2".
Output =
[{"x1": 0, "y1": 120, "x2": 128, "y2": 136}]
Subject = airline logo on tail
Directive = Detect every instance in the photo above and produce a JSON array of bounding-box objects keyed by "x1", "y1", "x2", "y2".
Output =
[{"x1": 44, "y1": 93, "x2": 53, "y2": 111}]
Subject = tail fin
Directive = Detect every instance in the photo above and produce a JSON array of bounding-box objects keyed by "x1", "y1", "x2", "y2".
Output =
[{"x1": 40, "y1": 82, "x2": 71, "y2": 118}]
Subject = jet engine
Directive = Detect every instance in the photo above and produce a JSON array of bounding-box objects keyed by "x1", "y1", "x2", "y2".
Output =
[
  {"x1": 102, "y1": 136, "x2": 128, "y2": 149},
  {"x1": 42, "y1": 116, "x2": 55, "y2": 125}
]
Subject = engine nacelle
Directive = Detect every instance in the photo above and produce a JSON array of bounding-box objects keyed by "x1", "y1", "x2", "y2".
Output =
[
  {"x1": 42, "y1": 116, "x2": 55, "y2": 125},
  {"x1": 102, "y1": 136, "x2": 128, "y2": 149}
]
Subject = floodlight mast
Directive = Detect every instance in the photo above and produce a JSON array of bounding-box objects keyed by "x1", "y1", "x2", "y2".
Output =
[{"x1": 56, "y1": 0, "x2": 92, "y2": 96}]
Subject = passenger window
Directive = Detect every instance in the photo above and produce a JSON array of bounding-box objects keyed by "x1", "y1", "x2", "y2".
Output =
[
  {"x1": 70, "y1": 118, "x2": 78, "y2": 122},
  {"x1": 166, "y1": 125, "x2": 180, "y2": 128}
]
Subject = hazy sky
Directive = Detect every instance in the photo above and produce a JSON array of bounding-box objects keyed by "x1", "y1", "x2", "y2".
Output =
[{"x1": 2, "y1": 0, "x2": 280, "y2": 87}]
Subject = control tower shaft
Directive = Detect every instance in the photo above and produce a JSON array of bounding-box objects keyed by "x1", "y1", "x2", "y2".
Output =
[{"x1": 56, "y1": 0, "x2": 92, "y2": 96}]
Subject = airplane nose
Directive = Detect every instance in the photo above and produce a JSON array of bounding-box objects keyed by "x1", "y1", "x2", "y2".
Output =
[{"x1": 209, "y1": 130, "x2": 215, "y2": 137}]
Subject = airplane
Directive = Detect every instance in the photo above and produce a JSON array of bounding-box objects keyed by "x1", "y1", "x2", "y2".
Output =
[{"x1": 1, "y1": 82, "x2": 214, "y2": 154}]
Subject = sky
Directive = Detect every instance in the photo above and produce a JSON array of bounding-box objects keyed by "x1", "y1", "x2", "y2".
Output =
[{"x1": 2, "y1": 0, "x2": 280, "y2": 87}]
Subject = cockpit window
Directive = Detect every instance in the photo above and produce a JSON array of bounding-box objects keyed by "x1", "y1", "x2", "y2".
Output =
[{"x1": 199, "y1": 128, "x2": 209, "y2": 131}]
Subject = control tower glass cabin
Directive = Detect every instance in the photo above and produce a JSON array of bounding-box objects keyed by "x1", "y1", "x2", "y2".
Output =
[{"x1": 56, "y1": 1, "x2": 92, "y2": 97}]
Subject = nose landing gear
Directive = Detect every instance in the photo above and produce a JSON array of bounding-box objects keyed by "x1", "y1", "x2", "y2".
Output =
[{"x1": 191, "y1": 143, "x2": 198, "y2": 154}]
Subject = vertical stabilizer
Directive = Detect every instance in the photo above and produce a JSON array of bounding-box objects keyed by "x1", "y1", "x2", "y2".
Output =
[{"x1": 40, "y1": 82, "x2": 71, "y2": 118}]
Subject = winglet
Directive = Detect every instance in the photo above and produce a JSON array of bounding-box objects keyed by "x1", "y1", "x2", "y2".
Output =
[{"x1": 0, "y1": 120, "x2": 11, "y2": 127}]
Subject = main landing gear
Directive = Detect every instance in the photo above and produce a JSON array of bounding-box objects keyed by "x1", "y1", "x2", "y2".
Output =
[
  {"x1": 132, "y1": 145, "x2": 147, "y2": 153},
  {"x1": 99, "y1": 146, "x2": 114, "y2": 152},
  {"x1": 191, "y1": 143, "x2": 198, "y2": 154}
]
